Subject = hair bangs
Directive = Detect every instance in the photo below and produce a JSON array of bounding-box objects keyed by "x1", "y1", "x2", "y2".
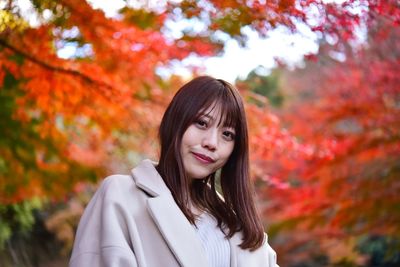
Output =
[
  {"x1": 217, "y1": 91, "x2": 241, "y2": 130},
  {"x1": 194, "y1": 82, "x2": 241, "y2": 131}
]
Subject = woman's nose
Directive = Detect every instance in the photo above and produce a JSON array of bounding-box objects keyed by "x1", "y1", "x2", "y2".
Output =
[{"x1": 202, "y1": 129, "x2": 218, "y2": 151}]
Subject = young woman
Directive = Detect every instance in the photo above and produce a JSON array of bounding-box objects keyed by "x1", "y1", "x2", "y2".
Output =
[{"x1": 69, "y1": 76, "x2": 278, "y2": 267}]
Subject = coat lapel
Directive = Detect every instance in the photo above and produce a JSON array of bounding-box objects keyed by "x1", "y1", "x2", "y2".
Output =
[
  {"x1": 131, "y1": 160, "x2": 209, "y2": 267},
  {"x1": 147, "y1": 195, "x2": 209, "y2": 267}
]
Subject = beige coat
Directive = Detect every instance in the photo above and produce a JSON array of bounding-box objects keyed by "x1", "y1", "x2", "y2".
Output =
[{"x1": 70, "y1": 159, "x2": 278, "y2": 267}]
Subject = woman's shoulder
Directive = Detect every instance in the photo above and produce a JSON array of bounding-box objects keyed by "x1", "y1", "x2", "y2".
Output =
[
  {"x1": 101, "y1": 173, "x2": 134, "y2": 188},
  {"x1": 94, "y1": 174, "x2": 132, "y2": 200}
]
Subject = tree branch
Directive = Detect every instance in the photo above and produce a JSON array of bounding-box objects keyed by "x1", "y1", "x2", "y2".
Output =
[{"x1": 0, "y1": 38, "x2": 114, "y2": 92}]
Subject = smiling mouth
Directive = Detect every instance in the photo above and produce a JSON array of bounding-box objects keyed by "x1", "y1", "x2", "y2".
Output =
[{"x1": 191, "y1": 152, "x2": 216, "y2": 164}]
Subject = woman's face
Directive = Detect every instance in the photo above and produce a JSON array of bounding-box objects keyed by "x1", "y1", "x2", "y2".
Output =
[{"x1": 180, "y1": 104, "x2": 236, "y2": 180}]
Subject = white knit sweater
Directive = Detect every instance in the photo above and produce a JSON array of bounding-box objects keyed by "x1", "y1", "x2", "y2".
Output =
[{"x1": 193, "y1": 213, "x2": 231, "y2": 267}]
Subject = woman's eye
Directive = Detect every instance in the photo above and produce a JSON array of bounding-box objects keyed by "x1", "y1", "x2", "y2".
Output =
[
  {"x1": 195, "y1": 119, "x2": 207, "y2": 128},
  {"x1": 222, "y1": 131, "x2": 235, "y2": 141}
]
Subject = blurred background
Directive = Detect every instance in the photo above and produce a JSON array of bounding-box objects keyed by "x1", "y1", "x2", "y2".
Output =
[{"x1": 0, "y1": 0, "x2": 399, "y2": 266}]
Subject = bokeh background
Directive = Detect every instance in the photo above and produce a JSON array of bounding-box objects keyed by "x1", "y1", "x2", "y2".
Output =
[{"x1": 0, "y1": 0, "x2": 399, "y2": 266}]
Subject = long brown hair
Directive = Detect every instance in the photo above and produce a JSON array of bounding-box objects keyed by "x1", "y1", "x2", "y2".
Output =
[{"x1": 157, "y1": 76, "x2": 264, "y2": 250}]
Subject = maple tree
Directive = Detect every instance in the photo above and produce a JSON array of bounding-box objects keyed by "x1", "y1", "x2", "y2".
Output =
[{"x1": 246, "y1": 5, "x2": 400, "y2": 266}]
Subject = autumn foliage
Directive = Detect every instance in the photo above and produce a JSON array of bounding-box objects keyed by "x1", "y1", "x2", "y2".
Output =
[
  {"x1": 0, "y1": 0, "x2": 365, "y2": 202},
  {"x1": 247, "y1": 5, "x2": 400, "y2": 264}
]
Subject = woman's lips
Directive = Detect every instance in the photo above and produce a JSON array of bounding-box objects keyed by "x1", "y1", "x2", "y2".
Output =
[{"x1": 192, "y1": 152, "x2": 215, "y2": 164}]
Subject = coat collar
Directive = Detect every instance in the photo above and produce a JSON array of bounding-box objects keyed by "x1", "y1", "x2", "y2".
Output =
[{"x1": 130, "y1": 159, "x2": 170, "y2": 197}]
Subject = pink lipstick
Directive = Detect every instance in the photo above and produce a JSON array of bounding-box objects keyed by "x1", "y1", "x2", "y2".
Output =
[{"x1": 192, "y1": 152, "x2": 215, "y2": 164}]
